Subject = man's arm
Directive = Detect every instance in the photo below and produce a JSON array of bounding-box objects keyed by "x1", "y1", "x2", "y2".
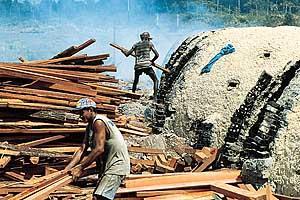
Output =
[
  {"x1": 123, "y1": 44, "x2": 135, "y2": 57},
  {"x1": 150, "y1": 43, "x2": 159, "y2": 63},
  {"x1": 79, "y1": 120, "x2": 106, "y2": 169},
  {"x1": 65, "y1": 133, "x2": 87, "y2": 170}
]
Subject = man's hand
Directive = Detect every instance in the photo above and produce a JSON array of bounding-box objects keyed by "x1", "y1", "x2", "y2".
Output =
[{"x1": 71, "y1": 164, "x2": 83, "y2": 182}]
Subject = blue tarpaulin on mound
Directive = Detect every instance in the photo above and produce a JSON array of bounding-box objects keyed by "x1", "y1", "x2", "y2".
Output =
[{"x1": 200, "y1": 43, "x2": 235, "y2": 74}]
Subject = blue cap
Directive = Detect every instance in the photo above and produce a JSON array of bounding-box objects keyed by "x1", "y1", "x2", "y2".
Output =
[{"x1": 74, "y1": 98, "x2": 96, "y2": 111}]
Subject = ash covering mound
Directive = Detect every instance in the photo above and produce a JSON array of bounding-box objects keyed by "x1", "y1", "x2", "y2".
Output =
[
  {"x1": 153, "y1": 26, "x2": 300, "y2": 196},
  {"x1": 156, "y1": 26, "x2": 300, "y2": 148}
]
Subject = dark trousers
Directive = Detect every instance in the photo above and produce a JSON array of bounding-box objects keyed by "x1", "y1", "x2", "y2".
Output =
[{"x1": 132, "y1": 68, "x2": 158, "y2": 98}]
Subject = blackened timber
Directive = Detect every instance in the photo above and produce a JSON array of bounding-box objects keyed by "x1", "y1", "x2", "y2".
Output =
[{"x1": 220, "y1": 71, "x2": 273, "y2": 167}]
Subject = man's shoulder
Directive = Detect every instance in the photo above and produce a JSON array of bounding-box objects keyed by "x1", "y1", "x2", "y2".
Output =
[
  {"x1": 93, "y1": 119, "x2": 105, "y2": 130},
  {"x1": 93, "y1": 115, "x2": 106, "y2": 127}
]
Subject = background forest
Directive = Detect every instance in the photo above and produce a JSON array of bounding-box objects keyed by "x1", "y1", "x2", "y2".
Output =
[{"x1": 0, "y1": 0, "x2": 299, "y2": 26}]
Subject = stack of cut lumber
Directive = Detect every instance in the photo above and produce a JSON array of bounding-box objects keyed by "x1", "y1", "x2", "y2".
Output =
[
  {"x1": 0, "y1": 39, "x2": 151, "y2": 185},
  {"x1": 0, "y1": 39, "x2": 149, "y2": 138}
]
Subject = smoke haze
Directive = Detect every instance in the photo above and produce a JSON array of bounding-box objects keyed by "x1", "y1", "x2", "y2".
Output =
[{"x1": 0, "y1": 0, "x2": 216, "y2": 86}]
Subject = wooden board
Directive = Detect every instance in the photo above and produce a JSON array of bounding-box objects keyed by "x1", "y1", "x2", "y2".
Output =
[
  {"x1": 211, "y1": 183, "x2": 266, "y2": 200},
  {"x1": 128, "y1": 146, "x2": 164, "y2": 154},
  {"x1": 144, "y1": 191, "x2": 215, "y2": 200},
  {"x1": 118, "y1": 178, "x2": 242, "y2": 194},
  {"x1": 124, "y1": 170, "x2": 241, "y2": 188}
]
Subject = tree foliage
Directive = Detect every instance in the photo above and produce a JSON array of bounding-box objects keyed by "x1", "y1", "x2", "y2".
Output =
[{"x1": 0, "y1": 0, "x2": 299, "y2": 26}]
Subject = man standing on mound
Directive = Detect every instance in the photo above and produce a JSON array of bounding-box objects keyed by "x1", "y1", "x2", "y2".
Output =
[{"x1": 122, "y1": 31, "x2": 159, "y2": 100}]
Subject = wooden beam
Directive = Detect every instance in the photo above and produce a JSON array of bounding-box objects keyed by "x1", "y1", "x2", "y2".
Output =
[
  {"x1": 119, "y1": 128, "x2": 149, "y2": 137},
  {"x1": 126, "y1": 172, "x2": 189, "y2": 180},
  {"x1": 0, "y1": 128, "x2": 84, "y2": 134},
  {"x1": 0, "y1": 143, "x2": 69, "y2": 158},
  {"x1": 22, "y1": 63, "x2": 117, "y2": 72},
  {"x1": 86, "y1": 83, "x2": 141, "y2": 99},
  {"x1": 210, "y1": 183, "x2": 266, "y2": 200},
  {"x1": 124, "y1": 169, "x2": 241, "y2": 188},
  {"x1": 136, "y1": 189, "x2": 208, "y2": 198},
  {"x1": 40, "y1": 147, "x2": 80, "y2": 153},
  {"x1": 118, "y1": 178, "x2": 242, "y2": 194},
  {"x1": 0, "y1": 91, "x2": 76, "y2": 107},
  {"x1": 9, "y1": 171, "x2": 68, "y2": 200},
  {"x1": 157, "y1": 154, "x2": 169, "y2": 166},
  {"x1": 0, "y1": 102, "x2": 71, "y2": 111},
  {"x1": 130, "y1": 158, "x2": 155, "y2": 166},
  {"x1": 4, "y1": 171, "x2": 26, "y2": 182},
  {"x1": 45, "y1": 166, "x2": 59, "y2": 176},
  {"x1": 52, "y1": 39, "x2": 96, "y2": 59},
  {"x1": 6, "y1": 65, "x2": 114, "y2": 83},
  {"x1": 23, "y1": 176, "x2": 72, "y2": 200},
  {"x1": 22, "y1": 54, "x2": 87, "y2": 65},
  {"x1": 0, "y1": 149, "x2": 20, "y2": 156},
  {"x1": 126, "y1": 124, "x2": 150, "y2": 133},
  {"x1": 0, "y1": 86, "x2": 113, "y2": 104},
  {"x1": 273, "y1": 193, "x2": 300, "y2": 200},
  {"x1": 17, "y1": 135, "x2": 66, "y2": 148},
  {"x1": 192, "y1": 148, "x2": 218, "y2": 172},
  {"x1": 0, "y1": 187, "x2": 27, "y2": 195},
  {"x1": 0, "y1": 66, "x2": 70, "y2": 86},
  {"x1": 144, "y1": 191, "x2": 215, "y2": 200},
  {"x1": 0, "y1": 156, "x2": 12, "y2": 168},
  {"x1": 48, "y1": 83, "x2": 96, "y2": 97},
  {"x1": 266, "y1": 185, "x2": 279, "y2": 200},
  {"x1": 154, "y1": 156, "x2": 174, "y2": 173},
  {"x1": 1, "y1": 194, "x2": 14, "y2": 200},
  {"x1": 127, "y1": 146, "x2": 164, "y2": 154},
  {"x1": 0, "y1": 66, "x2": 96, "y2": 97},
  {"x1": 238, "y1": 184, "x2": 257, "y2": 192}
]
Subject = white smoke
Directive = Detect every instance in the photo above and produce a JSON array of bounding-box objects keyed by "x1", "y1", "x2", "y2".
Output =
[{"x1": 0, "y1": 0, "x2": 214, "y2": 85}]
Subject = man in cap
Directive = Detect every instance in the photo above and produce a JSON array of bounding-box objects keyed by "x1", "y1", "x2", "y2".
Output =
[
  {"x1": 65, "y1": 98, "x2": 130, "y2": 200},
  {"x1": 122, "y1": 31, "x2": 159, "y2": 100}
]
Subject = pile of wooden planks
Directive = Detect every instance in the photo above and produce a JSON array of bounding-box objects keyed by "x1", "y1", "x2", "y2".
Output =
[
  {"x1": 0, "y1": 143, "x2": 280, "y2": 200},
  {"x1": 118, "y1": 147, "x2": 281, "y2": 200},
  {"x1": 0, "y1": 39, "x2": 153, "y2": 199},
  {"x1": 117, "y1": 170, "x2": 279, "y2": 200},
  {"x1": 0, "y1": 39, "x2": 148, "y2": 137}
]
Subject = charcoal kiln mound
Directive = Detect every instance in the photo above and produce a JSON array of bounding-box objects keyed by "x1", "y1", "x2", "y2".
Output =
[
  {"x1": 154, "y1": 26, "x2": 300, "y2": 196},
  {"x1": 155, "y1": 26, "x2": 300, "y2": 148}
]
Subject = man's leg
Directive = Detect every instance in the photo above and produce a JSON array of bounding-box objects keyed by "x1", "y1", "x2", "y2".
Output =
[
  {"x1": 93, "y1": 174, "x2": 124, "y2": 200},
  {"x1": 146, "y1": 68, "x2": 158, "y2": 99},
  {"x1": 132, "y1": 69, "x2": 142, "y2": 93}
]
